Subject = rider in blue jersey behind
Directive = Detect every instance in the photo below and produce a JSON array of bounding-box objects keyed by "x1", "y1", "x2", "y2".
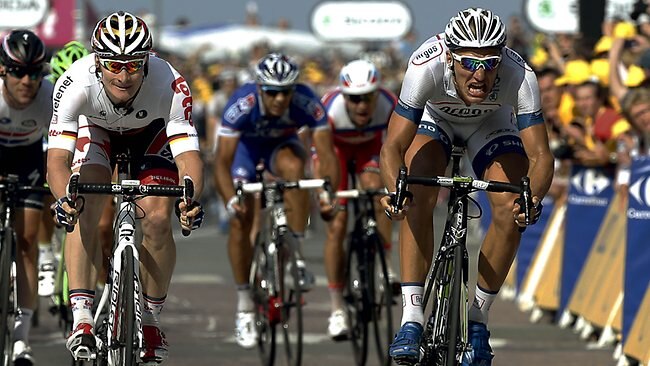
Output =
[{"x1": 214, "y1": 52, "x2": 339, "y2": 349}]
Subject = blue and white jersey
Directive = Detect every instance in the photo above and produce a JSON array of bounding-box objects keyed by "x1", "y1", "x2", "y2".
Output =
[
  {"x1": 0, "y1": 78, "x2": 53, "y2": 147},
  {"x1": 218, "y1": 82, "x2": 329, "y2": 143},
  {"x1": 396, "y1": 32, "x2": 543, "y2": 130}
]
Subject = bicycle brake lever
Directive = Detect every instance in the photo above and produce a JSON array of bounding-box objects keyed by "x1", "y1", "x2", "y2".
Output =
[
  {"x1": 518, "y1": 176, "x2": 532, "y2": 233},
  {"x1": 181, "y1": 176, "x2": 194, "y2": 237}
]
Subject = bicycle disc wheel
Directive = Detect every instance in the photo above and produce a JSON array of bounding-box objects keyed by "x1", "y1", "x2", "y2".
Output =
[
  {"x1": 250, "y1": 234, "x2": 276, "y2": 366},
  {"x1": 370, "y1": 235, "x2": 393, "y2": 366},
  {"x1": 344, "y1": 235, "x2": 368, "y2": 366},
  {"x1": 110, "y1": 246, "x2": 137, "y2": 366},
  {"x1": 0, "y1": 229, "x2": 15, "y2": 366},
  {"x1": 279, "y1": 234, "x2": 303, "y2": 366}
]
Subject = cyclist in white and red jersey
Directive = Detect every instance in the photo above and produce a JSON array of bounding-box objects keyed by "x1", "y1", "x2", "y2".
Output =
[
  {"x1": 47, "y1": 11, "x2": 204, "y2": 364},
  {"x1": 316, "y1": 59, "x2": 397, "y2": 340},
  {"x1": 380, "y1": 8, "x2": 554, "y2": 366},
  {"x1": 0, "y1": 29, "x2": 52, "y2": 366}
]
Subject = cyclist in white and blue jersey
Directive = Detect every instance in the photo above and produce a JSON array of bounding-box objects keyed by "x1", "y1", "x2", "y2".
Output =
[
  {"x1": 214, "y1": 52, "x2": 339, "y2": 349},
  {"x1": 380, "y1": 8, "x2": 554, "y2": 366}
]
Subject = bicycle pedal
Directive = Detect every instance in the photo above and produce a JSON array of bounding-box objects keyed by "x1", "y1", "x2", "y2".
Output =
[{"x1": 71, "y1": 346, "x2": 97, "y2": 361}]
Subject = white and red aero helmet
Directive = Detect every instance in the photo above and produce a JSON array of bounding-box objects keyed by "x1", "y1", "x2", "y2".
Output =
[
  {"x1": 444, "y1": 7, "x2": 507, "y2": 50},
  {"x1": 339, "y1": 59, "x2": 380, "y2": 95},
  {"x1": 91, "y1": 11, "x2": 152, "y2": 58}
]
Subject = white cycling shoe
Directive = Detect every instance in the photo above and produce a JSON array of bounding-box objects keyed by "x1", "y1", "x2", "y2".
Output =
[
  {"x1": 38, "y1": 261, "x2": 56, "y2": 297},
  {"x1": 327, "y1": 309, "x2": 350, "y2": 341},
  {"x1": 235, "y1": 311, "x2": 258, "y2": 349},
  {"x1": 12, "y1": 340, "x2": 35, "y2": 366}
]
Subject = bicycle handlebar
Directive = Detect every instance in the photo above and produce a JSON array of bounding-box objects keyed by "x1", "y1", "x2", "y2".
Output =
[
  {"x1": 335, "y1": 187, "x2": 388, "y2": 199},
  {"x1": 66, "y1": 173, "x2": 195, "y2": 236},
  {"x1": 393, "y1": 166, "x2": 533, "y2": 232},
  {"x1": 238, "y1": 178, "x2": 328, "y2": 194}
]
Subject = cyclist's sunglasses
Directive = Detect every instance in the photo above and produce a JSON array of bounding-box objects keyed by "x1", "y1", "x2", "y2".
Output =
[
  {"x1": 5, "y1": 66, "x2": 43, "y2": 80},
  {"x1": 451, "y1": 53, "x2": 501, "y2": 72},
  {"x1": 261, "y1": 86, "x2": 294, "y2": 97},
  {"x1": 98, "y1": 57, "x2": 146, "y2": 74},
  {"x1": 345, "y1": 92, "x2": 376, "y2": 104}
]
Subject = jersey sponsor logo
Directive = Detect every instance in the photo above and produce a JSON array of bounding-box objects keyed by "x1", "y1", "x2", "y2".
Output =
[
  {"x1": 48, "y1": 130, "x2": 62, "y2": 137},
  {"x1": 438, "y1": 105, "x2": 495, "y2": 118},
  {"x1": 136, "y1": 110, "x2": 148, "y2": 119},
  {"x1": 0, "y1": 118, "x2": 10, "y2": 124},
  {"x1": 505, "y1": 48, "x2": 533, "y2": 71},
  {"x1": 171, "y1": 76, "x2": 193, "y2": 125},
  {"x1": 411, "y1": 42, "x2": 443, "y2": 65},
  {"x1": 224, "y1": 93, "x2": 255, "y2": 123},
  {"x1": 485, "y1": 127, "x2": 517, "y2": 140},
  {"x1": 21, "y1": 119, "x2": 37, "y2": 127},
  {"x1": 52, "y1": 75, "x2": 74, "y2": 112},
  {"x1": 293, "y1": 93, "x2": 325, "y2": 121}
]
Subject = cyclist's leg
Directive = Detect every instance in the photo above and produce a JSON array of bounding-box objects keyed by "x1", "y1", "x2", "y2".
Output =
[
  {"x1": 357, "y1": 138, "x2": 397, "y2": 285},
  {"x1": 270, "y1": 140, "x2": 314, "y2": 290},
  {"x1": 227, "y1": 143, "x2": 258, "y2": 348},
  {"x1": 96, "y1": 193, "x2": 114, "y2": 286},
  {"x1": 389, "y1": 119, "x2": 450, "y2": 363},
  {"x1": 65, "y1": 123, "x2": 113, "y2": 358},
  {"x1": 463, "y1": 107, "x2": 528, "y2": 365},
  {"x1": 37, "y1": 194, "x2": 57, "y2": 298}
]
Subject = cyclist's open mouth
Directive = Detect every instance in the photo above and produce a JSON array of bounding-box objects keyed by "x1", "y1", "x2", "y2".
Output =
[{"x1": 467, "y1": 83, "x2": 487, "y2": 98}]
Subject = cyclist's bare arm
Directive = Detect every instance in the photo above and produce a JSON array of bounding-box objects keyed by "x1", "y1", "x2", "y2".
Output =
[
  {"x1": 520, "y1": 123, "x2": 554, "y2": 201},
  {"x1": 312, "y1": 128, "x2": 340, "y2": 189},
  {"x1": 214, "y1": 134, "x2": 244, "y2": 215},
  {"x1": 46, "y1": 148, "x2": 73, "y2": 200},
  {"x1": 175, "y1": 150, "x2": 204, "y2": 199},
  {"x1": 379, "y1": 112, "x2": 418, "y2": 218}
]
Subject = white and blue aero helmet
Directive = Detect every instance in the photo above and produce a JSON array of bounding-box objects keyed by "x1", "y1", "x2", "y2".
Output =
[
  {"x1": 339, "y1": 59, "x2": 380, "y2": 95},
  {"x1": 255, "y1": 53, "x2": 300, "y2": 87},
  {"x1": 444, "y1": 8, "x2": 507, "y2": 50}
]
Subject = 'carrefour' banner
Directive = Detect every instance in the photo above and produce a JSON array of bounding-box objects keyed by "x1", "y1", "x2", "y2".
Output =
[
  {"x1": 624, "y1": 156, "x2": 650, "y2": 342},
  {"x1": 560, "y1": 165, "x2": 614, "y2": 313}
]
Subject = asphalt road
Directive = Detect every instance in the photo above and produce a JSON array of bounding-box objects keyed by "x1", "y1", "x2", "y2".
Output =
[{"x1": 28, "y1": 213, "x2": 617, "y2": 366}]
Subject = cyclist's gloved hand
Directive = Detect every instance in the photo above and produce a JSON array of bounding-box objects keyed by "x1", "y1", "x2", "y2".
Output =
[
  {"x1": 381, "y1": 191, "x2": 413, "y2": 221},
  {"x1": 51, "y1": 196, "x2": 81, "y2": 229},
  {"x1": 513, "y1": 196, "x2": 543, "y2": 227},
  {"x1": 175, "y1": 199, "x2": 204, "y2": 231},
  {"x1": 225, "y1": 195, "x2": 245, "y2": 219},
  {"x1": 318, "y1": 190, "x2": 336, "y2": 221}
]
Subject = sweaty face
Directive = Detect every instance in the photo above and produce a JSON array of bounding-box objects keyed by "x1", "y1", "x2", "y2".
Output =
[
  {"x1": 259, "y1": 86, "x2": 294, "y2": 117},
  {"x1": 97, "y1": 55, "x2": 147, "y2": 105},
  {"x1": 344, "y1": 91, "x2": 378, "y2": 127},
  {"x1": 1, "y1": 64, "x2": 43, "y2": 109},
  {"x1": 449, "y1": 48, "x2": 501, "y2": 105}
]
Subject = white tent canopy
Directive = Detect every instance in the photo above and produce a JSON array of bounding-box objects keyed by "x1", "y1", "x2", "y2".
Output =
[{"x1": 157, "y1": 24, "x2": 363, "y2": 62}]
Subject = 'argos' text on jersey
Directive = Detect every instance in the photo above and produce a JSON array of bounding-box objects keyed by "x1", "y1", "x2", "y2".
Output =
[{"x1": 438, "y1": 105, "x2": 496, "y2": 118}]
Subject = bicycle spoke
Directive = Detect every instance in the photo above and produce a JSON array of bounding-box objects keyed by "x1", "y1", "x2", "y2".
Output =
[
  {"x1": 250, "y1": 236, "x2": 276, "y2": 366},
  {"x1": 345, "y1": 238, "x2": 368, "y2": 366},
  {"x1": 371, "y1": 238, "x2": 394, "y2": 366}
]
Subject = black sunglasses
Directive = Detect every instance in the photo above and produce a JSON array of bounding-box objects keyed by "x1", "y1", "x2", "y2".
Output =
[
  {"x1": 345, "y1": 92, "x2": 376, "y2": 104},
  {"x1": 262, "y1": 88, "x2": 293, "y2": 97},
  {"x1": 6, "y1": 66, "x2": 43, "y2": 80}
]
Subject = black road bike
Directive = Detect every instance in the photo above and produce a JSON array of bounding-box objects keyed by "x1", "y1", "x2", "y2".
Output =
[{"x1": 392, "y1": 145, "x2": 533, "y2": 366}]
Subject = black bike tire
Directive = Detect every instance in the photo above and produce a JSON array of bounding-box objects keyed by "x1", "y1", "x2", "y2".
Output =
[
  {"x1": 370, "y1": 234, "x2": 393, "y2": 366},
  {"x1": 279, "y1": 233, "x2": 303, "y2": 366},
  {"x1": 344, "y1": 233, "x2": 369, "y2": 366},
  {"x1": 444, "y1": 244, "x2": 463, "y2": 366},
  {"x1": 250, "y1": 233, "x2": 276, "y2": 366},
  {"x1": 0, "y1": 229, "x2": 13, "y2": 366},
  {"x1": 118, "y1": 246, "x2": 137, "y2": 366}
]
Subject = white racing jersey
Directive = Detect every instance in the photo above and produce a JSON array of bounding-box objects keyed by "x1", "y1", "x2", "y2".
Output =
[
  {"x1": 0, "y1": 78, "x2": 53, "y2": 147},
  {"x1": 396, "y1": 33, "x2": 543, "y2": 130},
  {"x1": 47, "y1": 53, "x2": 199, "y2": 157},
  {"x1": 321, "y1": 87, "x2": 396, "y2": 145}
]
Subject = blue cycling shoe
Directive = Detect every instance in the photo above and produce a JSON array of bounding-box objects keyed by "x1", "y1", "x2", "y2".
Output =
[
  {"x1": 389, "y1": 322, "x2": 423, "y2": 365},
  {"x1": 462, "y1": 321, "x2": 494, "y2": 366}
]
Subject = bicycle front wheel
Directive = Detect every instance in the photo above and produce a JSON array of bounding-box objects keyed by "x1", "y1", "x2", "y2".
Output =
[
  {"x1": 0, "y1": 229, "x2": 15, "y2": 366},
  {"x1": 278, "y1": 233, "x2": 303, "y2": 366},
  {"x1": 370, "y1": 235, "x2": 393, "y2": 366},
  {"x1": 345, "y1": 234, "x2": 369, "y2": 366},
  {"x1": 250, "y1": 234, "x2": 276, "y2": 366},
  {"x1": 110, "y1": 246, "x2": 137, "y2": 366}
]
